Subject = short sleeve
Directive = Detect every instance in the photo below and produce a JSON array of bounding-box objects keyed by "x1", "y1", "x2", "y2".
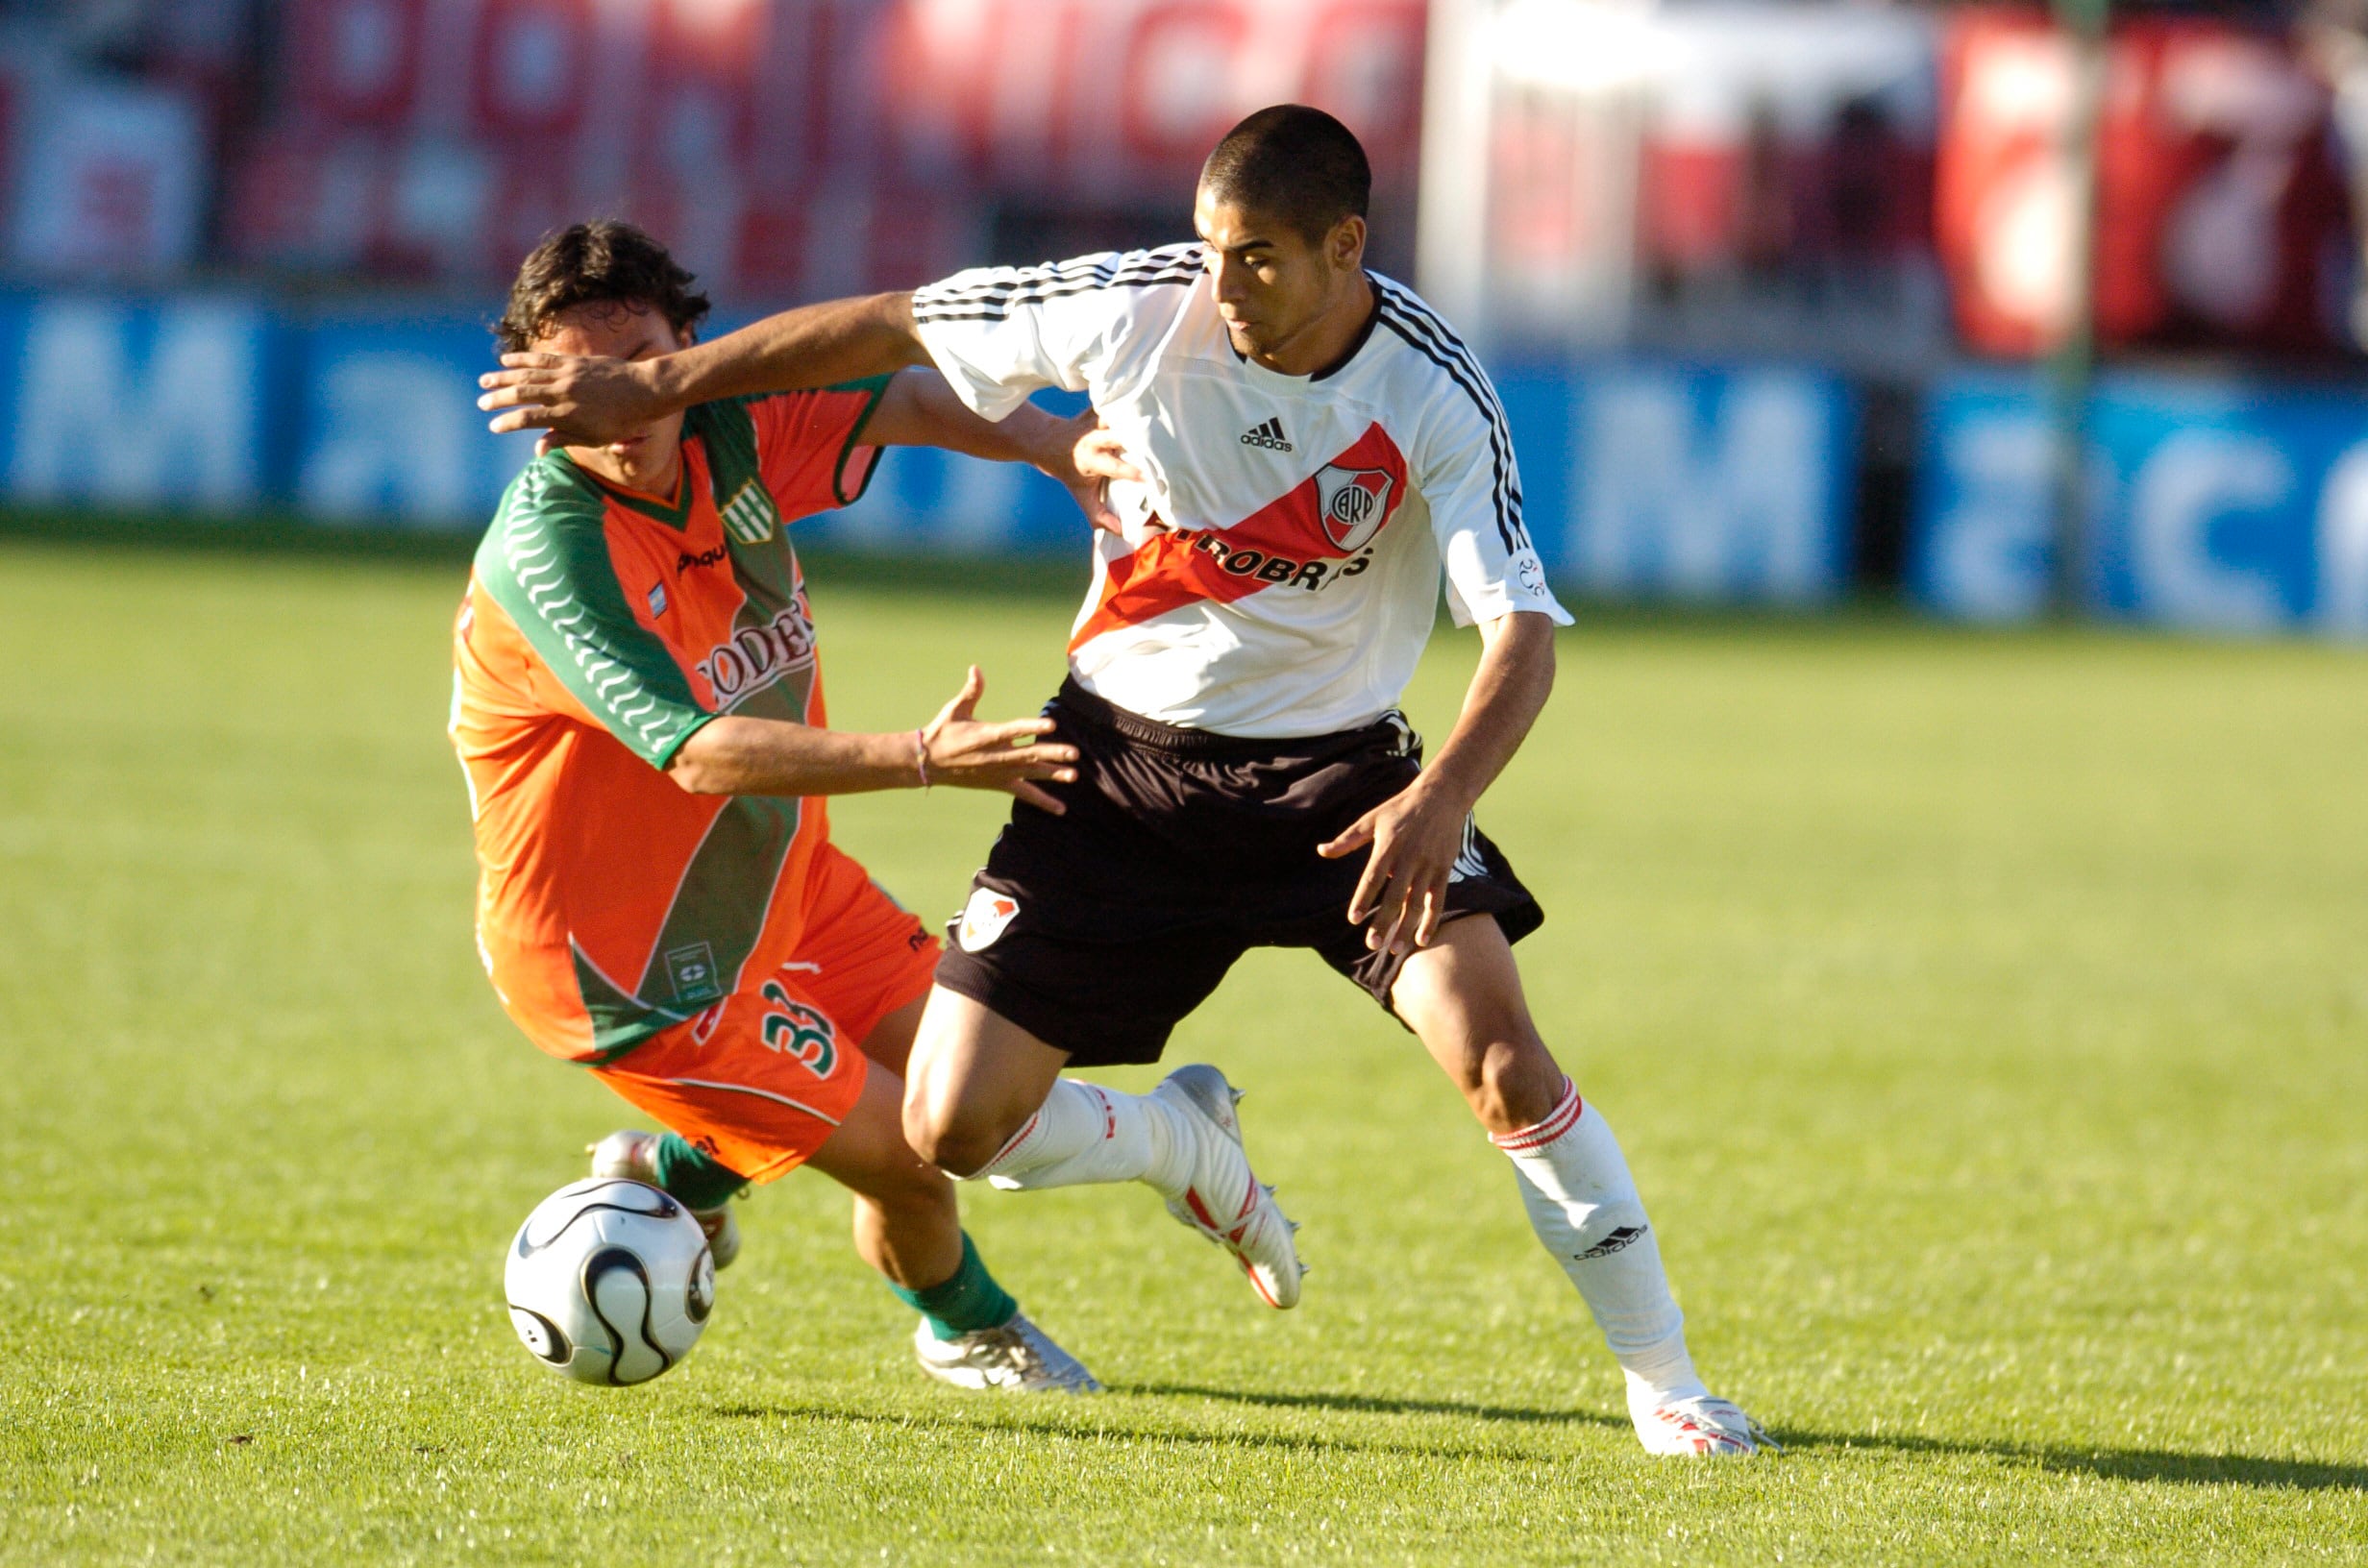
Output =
[
  {"x1": 909, "y1": 245, "x2": 1203, "y2": 421},
  {"x1": 473, "y1": 463, "x2": 715, "y2": 769},
  {"x1": 744, "y1": 377, "x2": 890, "y2": 521},
  {"x1": 1418, "y1": 375, "x2": 1572, "y2": 630}
]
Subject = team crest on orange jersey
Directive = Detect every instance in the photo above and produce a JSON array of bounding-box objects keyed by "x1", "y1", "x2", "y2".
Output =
[
  {"x1": 1315, "y1": 465, "x2": 1397, "y2": 552},
  {"x1": 719, "y1": 478, "x2": 781, "y2": 545}
]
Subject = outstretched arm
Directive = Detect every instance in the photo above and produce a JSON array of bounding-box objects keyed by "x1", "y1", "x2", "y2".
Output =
[
  {"x1": 860, "y1": 369, "x2": 1141, "y2": 529},
  {"x1": 668, "y1": 666, "x2": 1078, "y2": 815},
  {"x1": 1317, "y1": 610, "x2": 1558, "y2": 955},
  {"x1": 480, "y1": 292, "x2": 931, "y2": 444}
]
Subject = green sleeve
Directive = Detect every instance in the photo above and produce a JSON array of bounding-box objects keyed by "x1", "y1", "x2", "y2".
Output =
[{"x1": 474, "y1": 462, "x2": 715, "y2": 769}]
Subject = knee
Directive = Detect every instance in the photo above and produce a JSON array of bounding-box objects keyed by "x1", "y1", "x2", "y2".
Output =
[
  {"x1": 861, "y1": 1150, "x2": 958, "y2": 1218},
  {"x1": 900, "y1": 1091, "x2": 1010, "y2": 1181},
  {"x1": 1462, "y1": 1037, "x2": 1565, "y2": 1136}
]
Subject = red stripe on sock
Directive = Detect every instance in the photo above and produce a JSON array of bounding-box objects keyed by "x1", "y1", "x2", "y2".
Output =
[
  {"x1": 1490, "y1": 1077, "x2": 1583, "y2": 1153},
  {"x1": 978, "y1": 1111, "x2": 1044, "y2": 1175}
]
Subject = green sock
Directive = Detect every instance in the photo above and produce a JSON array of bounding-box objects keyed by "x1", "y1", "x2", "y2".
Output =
[
  {"x1": 891, "y1": 1233, "x2": 1018, "y2": 1341},
  {"x1": 653, "y1": 1134, "x2": 748, "y2": 1211}
]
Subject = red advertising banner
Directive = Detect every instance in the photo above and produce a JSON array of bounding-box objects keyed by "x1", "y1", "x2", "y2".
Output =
[
  {"x1": 1937, "y1": 9, "x2": 2352, "y2": 356},
  {"x1": 236, "y1": 0, "x2": 1426, "y2": 294}
]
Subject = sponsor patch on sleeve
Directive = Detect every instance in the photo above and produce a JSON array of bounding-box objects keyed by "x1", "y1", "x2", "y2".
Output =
[{"x1": 1510, "y1": 548, "x2": 1549, "y2": 598}]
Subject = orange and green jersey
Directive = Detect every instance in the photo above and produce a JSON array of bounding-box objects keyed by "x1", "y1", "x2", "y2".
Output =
[{"x1": 450, "y1": 380, "x2": 888, "y2": 1064}]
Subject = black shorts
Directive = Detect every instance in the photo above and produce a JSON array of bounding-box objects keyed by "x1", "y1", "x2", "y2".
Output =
[{"x1": 933, "y1": 679, "x2": 1543, "y2": 1067}]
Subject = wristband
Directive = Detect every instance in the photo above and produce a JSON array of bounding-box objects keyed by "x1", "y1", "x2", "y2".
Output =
[{"x1": 912, "y1": 727, "x2": 932, "y2": 790}]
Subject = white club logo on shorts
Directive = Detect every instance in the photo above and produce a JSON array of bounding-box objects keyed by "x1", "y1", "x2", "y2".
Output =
[{"x1": 957, "y1": 888, "x2": 1021, "y2": 952}]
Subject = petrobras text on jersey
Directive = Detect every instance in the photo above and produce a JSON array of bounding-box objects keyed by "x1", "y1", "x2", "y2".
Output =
[{"x1": 1911, "y1": 368, "x2": 2368, "y2": 636}]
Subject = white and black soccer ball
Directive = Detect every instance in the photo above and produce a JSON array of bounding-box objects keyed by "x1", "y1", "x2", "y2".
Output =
[{"x1": 504, "y1": 1177, "x2": 715, "y2": 1386}]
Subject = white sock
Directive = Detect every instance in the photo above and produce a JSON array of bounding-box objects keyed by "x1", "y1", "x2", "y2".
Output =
[
  {"x1": 1493, "y1": 1078, "x2": 1708, "y2": 1414},
  {"x1": 970, "y1": 1078, "x2": 1193, "y2": 1198}
]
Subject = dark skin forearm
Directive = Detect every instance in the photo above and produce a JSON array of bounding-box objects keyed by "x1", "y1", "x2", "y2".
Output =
[
  {"x1": 644, "y1": 292, "x2": 929, "y2": 408},
  {"x1": 666, "y1": 718, "x2": 923, "y2": 797},
  {"x1": 1413, "y1": 610, "x2": 1557, "y2": 819},
  {"x1": 862, "y1": 368, "x2": 1068, "y2": 469},
  {"x1": 481, "y1": 293, "x2": 930, "y2": 442},
  {"x1": 1318, "y1": 610, "x2": 1557, "y2": 953},
  {"x1": 666, "y1": 666, "x2": 1079, "y2": 814}
]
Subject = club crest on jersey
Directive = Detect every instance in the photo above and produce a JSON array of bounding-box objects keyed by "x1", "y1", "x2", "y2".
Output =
[
  {"x1": 1315, "y1": 465, "x2": 1397, "y2": 552},
  {"x1": 718, "y1": 478, "x2": 780, "y2": 545},
  {"x1": 956, "y1": 888, "x2": 1020, "y2": 952}
]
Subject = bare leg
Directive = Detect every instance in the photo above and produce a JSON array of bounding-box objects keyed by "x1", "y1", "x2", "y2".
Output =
[
  {"x1": 900, "y1": 986, "x2": 1072, "y2": 1177},
  {"x1": 805, "y1": 1059, "x2": 962, "y2": 1290},
  {"x1": 1391, "y1": 917, "x2": 1727, "y2": 1441},
  {"x1": 1388, "y1": 915, "x2": 1566, "y2": 1135},
  {"x1": 856, "y1": 993, "x2": 927, "y2": 1080}
]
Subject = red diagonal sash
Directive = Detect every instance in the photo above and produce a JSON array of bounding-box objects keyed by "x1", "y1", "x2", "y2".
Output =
[{"x1": 1071, "y1": 422, "x2": 1408, "y2": 651}]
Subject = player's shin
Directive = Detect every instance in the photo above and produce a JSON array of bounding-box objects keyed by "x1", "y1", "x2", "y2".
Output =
[
  {"x1": 968, "y1": 1078, "x2": 1194, "y2": 1197},
  {"x1": 1492, "y1": 1079, "x2": 1708, "y2": 1414}
]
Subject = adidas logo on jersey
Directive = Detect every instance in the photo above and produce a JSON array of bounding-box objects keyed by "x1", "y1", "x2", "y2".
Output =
[{"x1": 1239, "y1": 417, "x2": 1292, "y2": 452}]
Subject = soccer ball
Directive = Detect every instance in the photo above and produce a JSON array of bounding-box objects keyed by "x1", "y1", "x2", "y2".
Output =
[{"x1": 504, "y1": 1176, "x2": 716, "y2": 1385}]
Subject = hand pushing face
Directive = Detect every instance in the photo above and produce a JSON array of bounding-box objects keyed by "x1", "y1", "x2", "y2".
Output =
[{"x1": 528, "y1": 302, "x2": 690, "y2": 495}]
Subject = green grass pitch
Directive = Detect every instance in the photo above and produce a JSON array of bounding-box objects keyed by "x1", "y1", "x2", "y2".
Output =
[{"x1": 1, "y1": 537, "x2": 2363, "y2": 1565}]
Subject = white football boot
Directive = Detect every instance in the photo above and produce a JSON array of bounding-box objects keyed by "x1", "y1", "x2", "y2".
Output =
[
  {"x1": 1633, "y1": 1394, "x2": 1777, "y2": 1457},
  {"x1": 586, "y1": 1130, "x2": 742, "y2": 1270},
  {"x1": 913, "y1": 1314, "x2": 1102, "y2": 1394},
  {"x1": 1150, "y1": 1065, "x2": 1305, "y2": 1310}
]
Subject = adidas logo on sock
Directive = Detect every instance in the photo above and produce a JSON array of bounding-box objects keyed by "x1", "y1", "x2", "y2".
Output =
[
  {"x1": 1239, "y1": 417, "x2": 1292, "y2": 452},
  {"x1": 1574, "y1": 1224, "x2": 1647, "y2": 1261}
]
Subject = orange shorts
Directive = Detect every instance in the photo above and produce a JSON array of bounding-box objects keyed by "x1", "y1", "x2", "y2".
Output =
[{"x1": 589, "y1": 844, "x2": 940, "y2": 1184}]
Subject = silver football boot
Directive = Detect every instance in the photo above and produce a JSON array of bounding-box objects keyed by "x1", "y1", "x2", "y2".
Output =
[
  {"x1": 1148, "y1": 1065, "x2": 1305, "y2": 1309},
  {"x1": 912, "y1": 1314, "x2": 1101, "y2": 1394},
  {"x1": 1633, "y1": 1394, "x2": 1778, "y2": 1457}
]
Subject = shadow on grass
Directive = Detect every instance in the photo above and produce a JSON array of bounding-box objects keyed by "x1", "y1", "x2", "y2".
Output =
[
  {"x1": 1140, "y1": 1382, "x2": 2368, "y2": 1493},
  {"x1": 1120, "y1": 1381, "x2": 1623, "y2": 1431},
  {"x1": 1779, "y1": 1427, "x2": 2368, "y2": 1493},
  {"x1": 710, "y1": 1384, "x2": 2365, "y2": 1492},
  {"x1": 704, "y1": 1399, "x2": 1541, "y2": 1464}
]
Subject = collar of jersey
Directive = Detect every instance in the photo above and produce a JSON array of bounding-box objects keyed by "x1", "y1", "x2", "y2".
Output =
[{"x1": 552, "y1": 443, "x2": 699, "y2": 531}]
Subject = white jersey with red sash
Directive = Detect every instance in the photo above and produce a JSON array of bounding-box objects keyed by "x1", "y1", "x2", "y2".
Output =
[{"x1": 912, "y1": 245, "x2": 1571, "y2": 739}]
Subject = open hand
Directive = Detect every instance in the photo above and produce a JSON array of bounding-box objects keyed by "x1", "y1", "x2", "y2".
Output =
[
  {"x1": 921, "y1": 666, "x2": 1079, "y2": 814},
  {"x1": 1317, "y1": 783, "x2": 1469, "y2": 955},
  {"x1": 478, "y1": 352, "x2": 667, "y2": 443}
]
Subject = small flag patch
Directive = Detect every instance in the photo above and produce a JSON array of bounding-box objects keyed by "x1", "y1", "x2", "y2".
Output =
[{"x1": 647, "y1": 582, "x2": 668, "y2": 617}]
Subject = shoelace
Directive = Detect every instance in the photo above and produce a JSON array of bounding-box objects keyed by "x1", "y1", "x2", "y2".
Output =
[
  {"x1": 969, "y1": 1324, "x2": 1051, "y2": 1384},
  {"x1": 1661, "y1": 1401, "x2": 1782, "y2": 1454}
]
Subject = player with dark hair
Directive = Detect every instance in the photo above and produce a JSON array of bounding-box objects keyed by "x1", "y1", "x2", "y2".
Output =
[
  {"x1": 478, "y1": 115, "x2": 1770, "y2": 1456},
  {"x1": 1196, "y1": 103, "x2": 1373, "y2": 241},
  {"x1": 455, "y1": 219, "x2": 1128, "y2": 1394}
]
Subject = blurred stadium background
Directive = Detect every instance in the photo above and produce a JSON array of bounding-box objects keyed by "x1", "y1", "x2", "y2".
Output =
[
  {"x1": 7, "y1": 8, "x2": 2366, "y2": 1559},
  {"x1": 0, "y1": 0, "x2": 2364, "y2": 633}
]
